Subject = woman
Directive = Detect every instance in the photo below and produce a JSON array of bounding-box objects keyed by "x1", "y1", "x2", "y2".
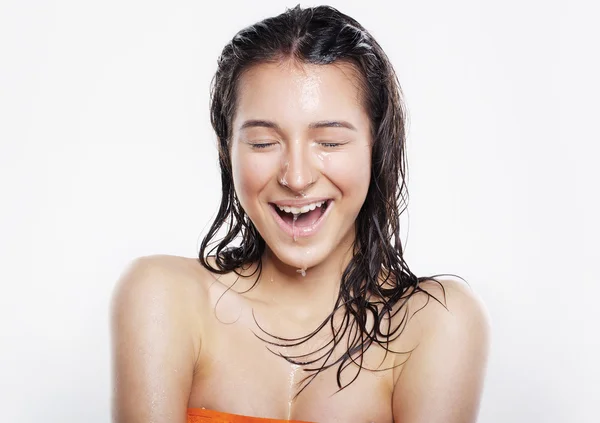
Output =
[{"x1": 111, "y1": 5, "x2": 490, "y2": 423}]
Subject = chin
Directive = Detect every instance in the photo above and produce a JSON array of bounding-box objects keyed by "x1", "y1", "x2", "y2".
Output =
[{"x1": 267, "y1": 240, "x2": 331, "y2": 272}]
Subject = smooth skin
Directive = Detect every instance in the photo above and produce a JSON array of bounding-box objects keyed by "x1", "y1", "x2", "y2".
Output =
[{"x1": 111, "y1": 61, "x2": 491, "y2": 423}]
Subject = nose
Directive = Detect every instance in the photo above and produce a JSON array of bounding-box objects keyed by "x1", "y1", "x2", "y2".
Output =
[{"x1": 278, "y1": 139, "x2": 318, "y2": 193}]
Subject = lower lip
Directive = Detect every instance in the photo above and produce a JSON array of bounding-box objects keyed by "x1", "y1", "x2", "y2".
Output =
[{"x1": 268, "y1": 201, "x2": 333, "y2": 239}]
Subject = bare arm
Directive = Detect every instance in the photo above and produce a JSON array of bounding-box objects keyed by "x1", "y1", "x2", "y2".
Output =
[
  {"x1": 110, "y1": 256, "x2": 202, "y2": 423},
  {"x1": 392, "y1": 279, "x2": 491, "y2": 423}
]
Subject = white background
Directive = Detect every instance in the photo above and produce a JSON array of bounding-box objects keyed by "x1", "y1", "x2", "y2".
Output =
[{"x1": 1, "y1": 1, "x2": 598, "y2": 422}]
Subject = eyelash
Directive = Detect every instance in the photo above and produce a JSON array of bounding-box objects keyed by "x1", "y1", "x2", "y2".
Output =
[
  {"x1": 319, "y1": 142, "x2": 344, "y2": 148},
  {"x1": 250, "y1": 142, "x2": 276, "y2": 149},
  {"x1": 249, "y1": 141, "x2": 345, "y2": 149}
]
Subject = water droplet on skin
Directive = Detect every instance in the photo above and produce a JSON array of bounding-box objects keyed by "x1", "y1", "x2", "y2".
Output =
[
  {"x1": 280, "y1": 161, "x2": 290, "y2": 186},
  {"x1": 292, "y1": 214, "x2": 298, "y2": 242},
  {"x1": 296, "y1": 249, "x2": 310, "y2": 277},
  {"x1": 286, "y1": 363, "x2": 300, "y2": 419}
]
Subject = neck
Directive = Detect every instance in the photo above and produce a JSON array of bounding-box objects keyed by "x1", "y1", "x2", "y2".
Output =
[{"x1": 255, "y1": 242, "x2": 354, "y2": 322}]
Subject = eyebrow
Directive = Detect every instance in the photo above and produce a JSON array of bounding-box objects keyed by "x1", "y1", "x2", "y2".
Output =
[{"x1": 239, "y1": 119, "x2": 357, "y2": 132}]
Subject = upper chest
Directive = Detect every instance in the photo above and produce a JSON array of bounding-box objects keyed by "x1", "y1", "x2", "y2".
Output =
[{"x1": 187, "y1": 284, "x2": 415, "y2": 423}]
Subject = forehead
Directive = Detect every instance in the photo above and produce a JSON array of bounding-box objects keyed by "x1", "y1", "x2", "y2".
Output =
[{"x1": 233, "y1": 61, "x2": 368, "y2": 131}]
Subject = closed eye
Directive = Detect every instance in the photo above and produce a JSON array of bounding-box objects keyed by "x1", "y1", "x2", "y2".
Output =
[
  {"x1": 318, "y1": 141, "x2": 347, "y2": 148},
  {"x1": 249, "y1": 142, "x2": 276, "y2": 149}
]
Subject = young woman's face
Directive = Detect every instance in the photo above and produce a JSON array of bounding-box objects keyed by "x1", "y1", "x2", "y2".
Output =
[{"x1": 230, "y1": 61, "x2": 372, "y2": 272}]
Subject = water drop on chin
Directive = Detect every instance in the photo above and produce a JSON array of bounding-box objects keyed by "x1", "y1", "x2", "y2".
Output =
[{"x1": 296, "y1": 248, "x2": 310, "y2": 277}]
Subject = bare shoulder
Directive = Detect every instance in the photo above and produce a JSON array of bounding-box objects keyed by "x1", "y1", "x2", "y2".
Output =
[
  {"x1": 411, "y1": 277, "x2": 491, "y2": 330},
  {"x1": 389, "y1": 277, "x2": 491, "y2": 366},
  {"x1": 110, "y1": 254, "x2": 209, "y2": 423},
  {"x1": 415, "y1": 279, "x2": 491, "y2": 346},
  {"x1": 111, "y1": 255, "x2": 209, "y2": 324},
  {"x1": 391, "y1": 277, "x2": 491, "y2": 423},
  {"x1": 112, "y1": 254, "x2": 205, "y2": 300},
  {"x1": 110, "y1": 254, "x2": 217, "y2": 358},
  {"x1": 399, "y1": 277, "x2": 491, "y2": 360}
]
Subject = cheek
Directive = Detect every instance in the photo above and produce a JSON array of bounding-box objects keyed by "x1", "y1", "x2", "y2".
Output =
[
  {"x1": 231, "y1": 150, "x2": 277, "y2": 205},
  {"x1": 325, "y1": 148, "x2": 371, "y2": 196}
]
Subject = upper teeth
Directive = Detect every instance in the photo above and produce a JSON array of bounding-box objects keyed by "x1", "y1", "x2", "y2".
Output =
[{"x1": 277, "y1": 201, "x2": 325, "y2": 215}]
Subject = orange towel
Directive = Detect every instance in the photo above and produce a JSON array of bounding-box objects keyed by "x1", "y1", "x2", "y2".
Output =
[{"x1": 187, "y1": 408, "x2": 313, "y2": 423}]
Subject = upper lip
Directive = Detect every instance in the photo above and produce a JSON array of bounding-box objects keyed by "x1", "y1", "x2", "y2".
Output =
[{"x1": 269, "y1": 197, "x2": 331, "y2": 207}]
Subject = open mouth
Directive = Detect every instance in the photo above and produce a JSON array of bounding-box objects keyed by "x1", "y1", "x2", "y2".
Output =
[{"x1": 268, "y1": 199, "x2": 332, "y2": 238}]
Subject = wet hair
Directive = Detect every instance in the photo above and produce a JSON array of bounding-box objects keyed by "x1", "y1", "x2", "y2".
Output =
[{"x1": 198, "y1": 4, "x2": 457, "y2": 396}]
